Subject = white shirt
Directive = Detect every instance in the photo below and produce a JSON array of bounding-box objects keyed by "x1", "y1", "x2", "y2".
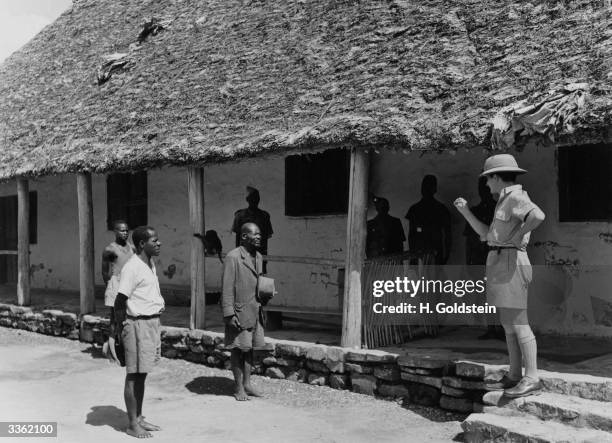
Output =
[{"x1": 118, "y1": 255, "x2": 165, "y2": 316}]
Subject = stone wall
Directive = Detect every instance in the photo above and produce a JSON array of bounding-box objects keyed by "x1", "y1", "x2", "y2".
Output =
[{"x1": 0, "y1": 302, "x2": 489, "y2": 413}]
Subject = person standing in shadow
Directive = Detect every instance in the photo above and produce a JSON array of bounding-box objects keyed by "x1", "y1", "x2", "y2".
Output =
[
  {"x1": 405, "y1": 175, "x2": 452, "y2": 265},
  {"x1": 232, "y1": 186, "x2": 273, "y2": 274},
  {"x1": 366, "y1": 196, "x2": 406, "y2": 259}
]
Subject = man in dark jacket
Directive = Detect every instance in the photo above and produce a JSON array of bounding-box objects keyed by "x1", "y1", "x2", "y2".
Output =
[{"x1": 222, "y1": 222, "x2": 266, "y2": 401}]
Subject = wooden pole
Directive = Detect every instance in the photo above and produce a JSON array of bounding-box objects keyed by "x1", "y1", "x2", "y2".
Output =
[
  {"x1": 188, "y1": 167, "x2": 206, "y2": 330},
  {"x1": 341, "y1": 147, "x2": 369, "y2": 348},
  {"x1": 77, "y1": 173, "x2": 95, "y2": 314},
  {"x1": 17, "y1": 178, "x2": 30, "y2": 306}
]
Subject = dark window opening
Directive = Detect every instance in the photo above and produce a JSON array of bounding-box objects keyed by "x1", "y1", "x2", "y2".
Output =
[
  {"x1": 558, "y1": 144, "x2": 612, "y2": 222},
  {"x1": 106, "y1": 172, "x2": 148, "y2": 230},
  {"x1": 0, "y1": 191, "x2": 37, "y2": 246},
  {"x1": 285, "y1": 149, "x2": 350, "y2": 216}
]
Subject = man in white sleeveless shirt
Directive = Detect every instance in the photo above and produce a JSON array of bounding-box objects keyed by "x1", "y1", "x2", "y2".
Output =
[{"x1": 114, "y1": 226, "x2": 164, "y2": 438}]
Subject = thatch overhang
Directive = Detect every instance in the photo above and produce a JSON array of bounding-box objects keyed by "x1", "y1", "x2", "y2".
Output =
[{"x1": 0, "y1": 0, "x2": 610, "y2": 180}]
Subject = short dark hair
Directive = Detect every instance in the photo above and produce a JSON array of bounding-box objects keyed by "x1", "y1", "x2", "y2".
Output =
[
  {"x1": 132, "y1": 226, "x2": 155, "y2": 249},
  {"x1": 492, "y1": 171, "x2": 519, "y2": 182},
  {"x1": 113, "y1": 220, "x2": 128, "y2": 230}
]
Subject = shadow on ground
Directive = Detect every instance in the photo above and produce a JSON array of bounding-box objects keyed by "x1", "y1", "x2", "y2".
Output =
[
  {"x1": 86, "y1": 405, "x2": 126, "y2": 433},
  {"x1": 81, "y1": 345, "x2": 107, "y2": 360},
  {"x1": 185, "y1": 376, "x2": 234, "y2": 396},
  {"x1": 401, "y1": 401, "x2": 468, "y2": 423},
  {"x1": 452, "y1": 432, "x2": 466, "y2": 442}
]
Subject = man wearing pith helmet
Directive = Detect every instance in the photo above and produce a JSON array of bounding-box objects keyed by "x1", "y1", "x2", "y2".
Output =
[{"x1": 454, "y1": 154, "x2": 545, "y2": 398}]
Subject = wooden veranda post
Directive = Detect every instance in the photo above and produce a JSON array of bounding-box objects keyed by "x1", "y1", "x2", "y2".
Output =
[
  {"x1": 17, "y1": 178, "x2": 30, "y2": 306},
  {"x1": 341, "y1": 147, "x2": 370, "y2": 348},
  {"x1": 77, "y1": 173, "x2": 95, "y2": 314},
  {"x1": 188, "y1": 167, "x2": 206, "y2": 330}
]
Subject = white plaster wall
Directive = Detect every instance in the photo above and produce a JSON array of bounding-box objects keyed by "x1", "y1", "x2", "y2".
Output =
[
  {"x1": 370, "y1": 146, "x2": 612, "y2": 335},
  {"x1": 144, "y1": 162, "x2": 347, "y2": 310},
  {"x1": 0, "y1": 161, "x2": 347, "y2": 311},
  {"x1": 0, "y1": 175, "x2": 80, "y2": 289},
  {"x1": 2, "y1": 144, "x2": 611, "y2": 335}
]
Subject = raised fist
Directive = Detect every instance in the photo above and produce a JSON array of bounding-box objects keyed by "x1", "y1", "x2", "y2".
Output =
[{"x1": 453, "y1": 198, "x2": 468, "y2": 210}]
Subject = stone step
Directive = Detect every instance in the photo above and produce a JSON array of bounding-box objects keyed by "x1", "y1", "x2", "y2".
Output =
[
  {"x1": 538, "y1": 371, "x2": 612, "y2": 402},
  {"x1": 462, "y1": 412, "x2": 612, "y2": 443},
  {"x1": 483, "y1": 391, "x2": 612, "y2": 432},
  {"x1": 472, "y1": 364, "x2": 612, "y2": 402}
]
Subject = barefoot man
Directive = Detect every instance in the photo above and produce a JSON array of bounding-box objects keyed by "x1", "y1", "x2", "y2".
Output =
[
  {"x1": 114, "y1": 226, "x2": 164, "y2": 437},
  {"x1": 454, "y1": 154, "x2": 545, "y2": 398},
  {"x1": 102, "y1": 220, "x2": 134, "y2": 327},
  {"x1": 222, "y1": 222, "x2": 266, "y2": 401}
]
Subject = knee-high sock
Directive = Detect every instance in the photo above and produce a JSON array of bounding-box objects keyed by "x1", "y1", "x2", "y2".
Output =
[
  {"x1": 505, "y1": 332, "x2": 523, "y2": 380},
  {"x1": 516, "y1": 327, "x2": 538, "y2": 379}
]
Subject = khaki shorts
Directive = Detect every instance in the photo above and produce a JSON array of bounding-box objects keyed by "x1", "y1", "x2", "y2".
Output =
[
  {"x1": 486, "y1": 249, "x2": 532, "y2": 309},
  {"x1": 224, "y1": 320, "x2": 266, "y2": 351},
  {"x1": 121, "y1": 317, "x2": 161, "y2": 374}
]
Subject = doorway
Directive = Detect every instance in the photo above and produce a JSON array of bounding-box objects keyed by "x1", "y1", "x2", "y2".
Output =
[{"x1": 0, "y1": 192, "x2": 37, "y2": 283}]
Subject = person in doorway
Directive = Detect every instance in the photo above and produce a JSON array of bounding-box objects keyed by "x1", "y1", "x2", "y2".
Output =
[
  {"x1": 406, "y1": 175, "x2": 452, "y2": 265},
  {"x1": 114, "y1": 226, "x2": 164, "y2": 438},
  {"x1": 463, "y1": 178, "x2": 504, "y2": 340},
  {"x1": 222, "y1": 222, "x2": 268, "y2": 401},
  {"x1": 102, "y1": 220, "x2": 135, "y2": 325},
  {"x1": 366, "y1": 196, "x2": 406, "y2": 259},
  {"x1": 454, "y1": 154, "x2": 545, "y2": 398},
  {"x1": 231, "y1": 186, "x2": 273, "y2": 273}
]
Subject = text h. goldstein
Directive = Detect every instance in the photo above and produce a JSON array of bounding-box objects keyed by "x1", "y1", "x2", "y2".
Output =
[{"x1": 373, "y1": 302, "x2": 496, "y2": 314}]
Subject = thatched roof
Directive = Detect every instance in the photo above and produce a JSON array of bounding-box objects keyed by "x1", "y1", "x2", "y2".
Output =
[{"x1": 0, "y1": 0, "x2": 610, "y2": 179}]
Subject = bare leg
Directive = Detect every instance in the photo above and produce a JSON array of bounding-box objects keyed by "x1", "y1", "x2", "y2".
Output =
[
  {"x1": 124, "y1": 374, "x2": 152, "y2": 438},
  {"x1": 134, "y1": 374, "x2": 160, "y2": 431},
  {"x1": 231, "y1": 349, "x2": 249, "y2": 401},
  {"x1": 243, "y1": 351, "x2": 262, "y2": 397}
]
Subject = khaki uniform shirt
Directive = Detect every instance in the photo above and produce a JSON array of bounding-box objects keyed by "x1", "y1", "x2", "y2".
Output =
[{"x1": 487, "y1": 184, "x2": 538, "y2": 250}]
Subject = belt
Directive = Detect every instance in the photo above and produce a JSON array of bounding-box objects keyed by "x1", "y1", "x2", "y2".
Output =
[
  {"x1": 489, "y1": 246, "x2": 518, "y2": 253},
  {"x1": 127, "y1": 314, "x2": 161, "y2": 320}
]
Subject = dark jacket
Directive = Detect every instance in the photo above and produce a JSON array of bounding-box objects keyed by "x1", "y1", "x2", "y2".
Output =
[{"x1": 221, "y1": 246, "x2": 262, "y2": 329}]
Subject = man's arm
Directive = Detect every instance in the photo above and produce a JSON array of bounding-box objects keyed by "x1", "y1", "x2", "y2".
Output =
[
  {"x1": 265, "y1": 213, "x2": 273, "y2": 239},
  {"x1": 454, "y1": 198, "x2": 489, "y2": 240},
  {"x1": 221, "y1": 255, "x2": 241, "y2": 329},
  {"x1": 101, "y1": 248, "x2": 117, "y2": 284},
  {"x1": 406, "y1": 209, "x2": 417, "y2": 251},
  {"x1": 442, "y1": 208, "x2": 452, "y2": 264},
  {"x1": 113, "y1": 293, "x2": 128, "y2": 337},
  {"x1": 510, "y1": 207, "x2": 545, "y2": 249}
]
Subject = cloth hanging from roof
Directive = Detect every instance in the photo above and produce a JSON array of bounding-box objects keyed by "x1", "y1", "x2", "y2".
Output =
[{"x1": 491, "y1": 83, "x2": 587, "y2": 150}]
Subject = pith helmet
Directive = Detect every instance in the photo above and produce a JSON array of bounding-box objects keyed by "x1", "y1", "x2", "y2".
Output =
[{"x1": 480, "y1": 154, "x2": 527, "y2": 177}]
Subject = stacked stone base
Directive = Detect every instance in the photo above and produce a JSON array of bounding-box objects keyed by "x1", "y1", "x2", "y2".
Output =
[
  {"x1": 1, "y1": 303, "x2": 486, "y2": 413},
  {"x1": 397, "y1": 355, "x2": 487, "y2": 413}
]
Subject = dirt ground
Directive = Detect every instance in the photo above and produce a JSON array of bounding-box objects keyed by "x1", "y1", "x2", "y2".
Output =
[{"x1": 0, "y1": 328, "x2": 465, "y2": 443}]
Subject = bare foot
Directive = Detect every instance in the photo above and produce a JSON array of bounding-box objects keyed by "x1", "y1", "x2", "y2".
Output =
[
  {"x1": 138, "y1": 417, "x2": 161, "y2": 432},
  {"x1": 234, "y1": 388, "x2": 250, "y2": 401},
  {"x1": 244, "y1": 384, "x2": 263, "y2": 397},
  {"x1": 126, "y1": 423, "x2": 152, "y2": 438}
]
